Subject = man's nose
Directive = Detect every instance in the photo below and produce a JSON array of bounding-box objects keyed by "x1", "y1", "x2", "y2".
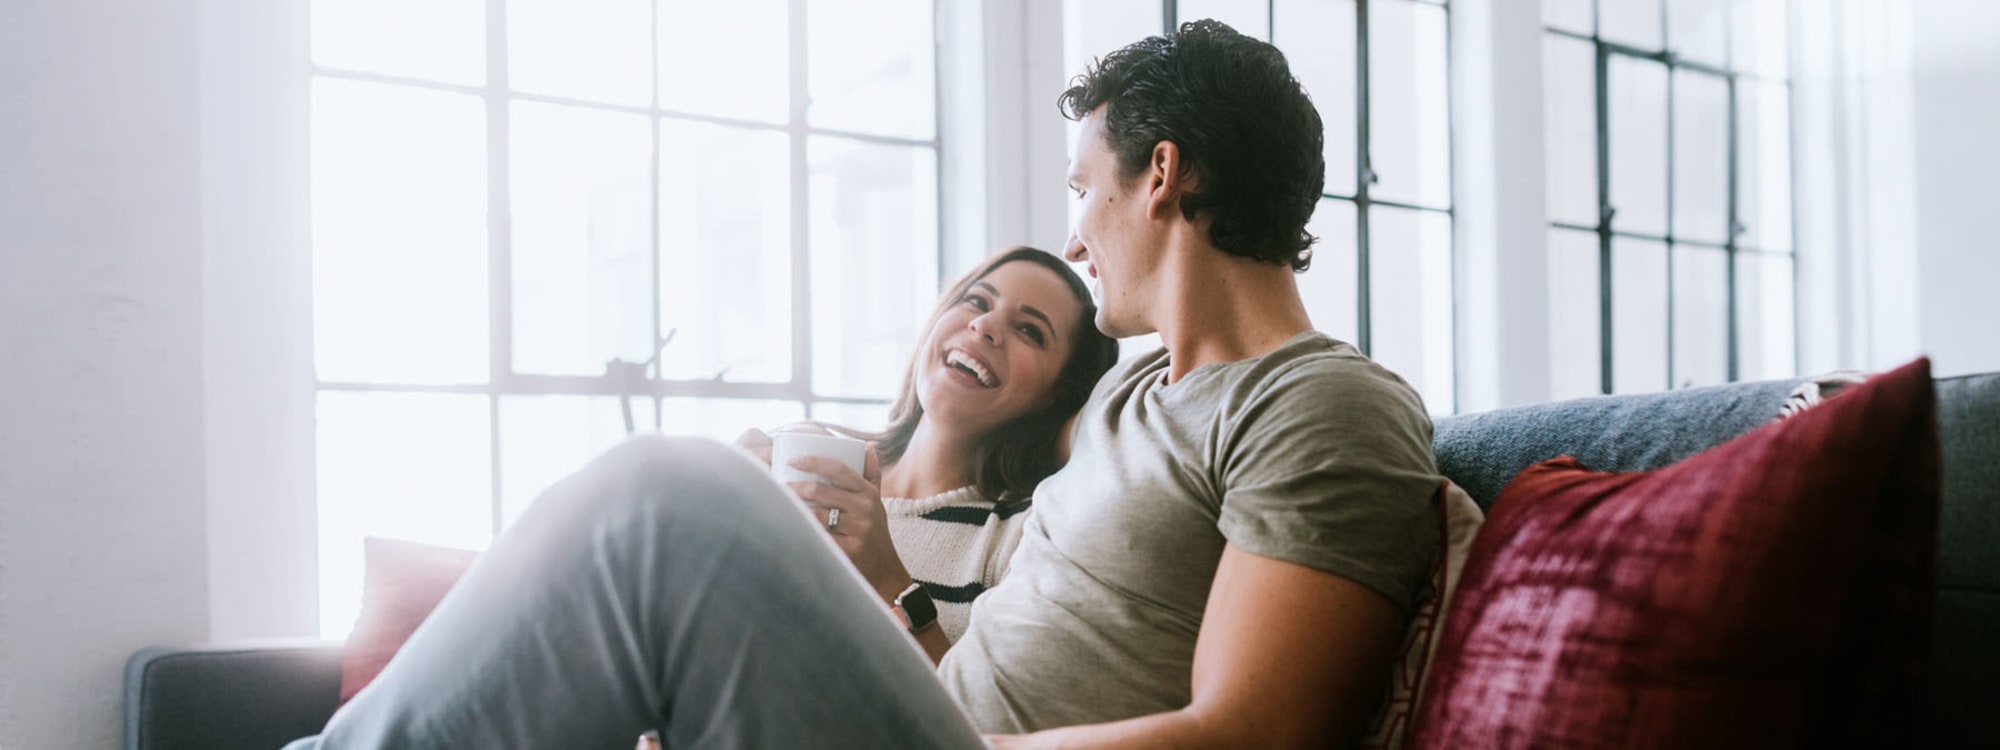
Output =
[{"x1": 1062, "y1": 232, "x2": 1087, "y2": 263}]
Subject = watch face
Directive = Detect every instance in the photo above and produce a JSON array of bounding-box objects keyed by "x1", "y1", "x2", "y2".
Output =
[{"x1": 899, "y1": 584, "x2": 938, "y2": 632}]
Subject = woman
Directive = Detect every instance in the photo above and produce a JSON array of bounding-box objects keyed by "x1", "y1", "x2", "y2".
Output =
[{"x1": 737, "y1": 246, "x2": 1119, "y2": 658}]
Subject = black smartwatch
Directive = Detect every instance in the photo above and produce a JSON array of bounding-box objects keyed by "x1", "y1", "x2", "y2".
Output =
[{"x1": 892, "y1": 581, "x2": 938, "y2": 635}]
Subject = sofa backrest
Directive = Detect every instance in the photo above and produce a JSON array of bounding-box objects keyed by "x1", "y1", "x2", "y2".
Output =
[{"x1": 1430, "y1": 371, "x2": 2000, "y2": 746}]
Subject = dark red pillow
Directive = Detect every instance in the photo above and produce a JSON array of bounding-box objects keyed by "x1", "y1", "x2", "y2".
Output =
[
  {"x1": 1411, "y1": 358, "x2": 1940, "y2": 748},
  {"x1": 338, "y1": 537, "x2": 479, "y2": 703}
]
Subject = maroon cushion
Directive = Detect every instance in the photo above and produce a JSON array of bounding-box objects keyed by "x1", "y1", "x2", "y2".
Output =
[
  {"x1": 1410, "y1": 358, "x2": 1940, "y2": 748},
  {"x1": 338, "y1": 537, "x2": 478, "y2": 704}
]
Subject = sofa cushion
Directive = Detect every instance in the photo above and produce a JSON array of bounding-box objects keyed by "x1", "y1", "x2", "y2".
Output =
[
  {"x1": 1922, "y1": 371, "x2": 2000, "y2": 744},
  {"x1": 339, "y1": 537, "x2": 478, "y2": 703},
  {"x1": 1432, "y1": 377, "x2": 1802, "y2": 510},
  {"x1": 1410, "y1": 357, "x2": 1940, "y2": 748}
]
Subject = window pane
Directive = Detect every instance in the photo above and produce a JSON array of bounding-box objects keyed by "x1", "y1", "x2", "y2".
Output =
[
  {"x1": 1177, "y1": 0, "x2": 1270, "y2": 39},
  {"x1": 1611, "y1": 238, "x2": 1669, "y2": 393},
  {"x1": 1063, "y1": 0, "x2": 1163, "y2": 195},
  {"x1": 1368, "y1": 0, "x2": 1451, "y2": 208},
  {"x1": 813, "y1": 401, "x2": 894, "y2": 434},
  {"x1": 1731, "y1": 0, "x2": 1789, "y2": 77},
  {"x1": 312, "y1": 80, "x2": 488, "y2": 385},
  {"x1": 1736, "y1": 250, "x2": 1796, "y2": 381},
  {"x1": 510, "y1": 102, "x2": 654, "y2": 376},
  {"x1": 1600, "y1": 0, "x2": 1663, "y2": 50},
  {"x1": 660, "y1": 121, "x2": 794, "y2": 382},
  {"x1": 1065, "y1": 0, "x2": 1163, "y2": 72},
  {"x1": 1671, "y1": 245, "x2": 1729, "y2": 388},
  {"x1": 499, "y1": 396, "x2": 651, "y2": 527},
  {"x1": 809, "y1": 136, "x2": 938, "y2": 399},
  {"x1": 1548, "y1": 228, "x2": 1603, "y2": 400},
  {"x1": 1737, "y1": 80, "x2": 1793, "y2": 250},
  {"x1": 1300, "y1": 199, "x2": 1360, "y2": 345},
  {"x1": 1608, "y1": 55, "x2": 1668, "y2": 238},
  {"x1": 1543, "y1": 34, "x2": 1599, "y2": 227},
  {"x1": 507, "y1": 0, "x2": 651, "y2": 106},
  {"x1": 312, "y1": 0, "x2": 483, "y2": 86},
  {"x1": 661, "y1": 398, "x2": 806, "y2": 443},
  {"x1": 1543, "y1": 0, "x2": 1592, "y2": 35},
  {"x1": 1368, "y1": 206, "x2": 1455, "y2": 415},
  {"x1": 659, "y1": 0, "x2": 789, "y2": 124},
  {"x1": 1673, "y1": 70, "x2": 1730, "y2": 244},
  {"x1": 316, "y1": 392, "x2": 492, "y2": 638},
  {"x1": 808, "y1": 0, "x2": 935, "y2": 139},
  {"x1": 1667, "y1": 0, "x2": 1729, "y2": 67},
  {"x1": 1274, "y1": 0, "x2": 1357, "y2": 197}
]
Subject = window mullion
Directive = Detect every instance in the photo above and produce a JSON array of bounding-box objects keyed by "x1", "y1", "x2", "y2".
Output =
[
  {"x1": 484, "y1": 0, "x2": 512, "y2": 536},
  {"x1": 1356, "y1": 0, "x2": 1373, "y2": 357},
  {"x1": 788, "y1": 0, "x2": 813, "y2": 407},
  {"x1": 1595, "y1": 41, "x2": 1614, "y2": 395}
]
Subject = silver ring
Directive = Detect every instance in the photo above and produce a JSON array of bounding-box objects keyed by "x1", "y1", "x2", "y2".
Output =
[{"x1": 825, "y1": 507, "x2": 842, "y2": 533}]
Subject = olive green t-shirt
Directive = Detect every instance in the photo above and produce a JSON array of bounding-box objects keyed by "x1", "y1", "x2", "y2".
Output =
[{"x1": 937, "y1": 331, "x2": 1443, "y2": 733}]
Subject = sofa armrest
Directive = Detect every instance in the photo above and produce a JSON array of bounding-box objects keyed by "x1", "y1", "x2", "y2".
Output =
[{"x1": 125, "y1": 639, "x2": 344, "y2": 750}]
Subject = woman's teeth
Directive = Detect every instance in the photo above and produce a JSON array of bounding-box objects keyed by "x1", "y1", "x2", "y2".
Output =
[{"x1": 945, "y1": 349, "x2": 997, "y2": 388}]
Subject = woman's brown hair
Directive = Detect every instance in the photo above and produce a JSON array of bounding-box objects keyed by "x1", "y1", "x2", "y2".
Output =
[{"x1": 834, "y1": 247, "x2": 1119, "y2": 500}]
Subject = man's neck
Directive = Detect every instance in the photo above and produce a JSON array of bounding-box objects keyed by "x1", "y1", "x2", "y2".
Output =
[
  {"x1": 1149, "y1": 230, "x2": 1314, "y2": 383},
  {"x1": 878, "y1": 419, "x2": 977, "y2": 499}
]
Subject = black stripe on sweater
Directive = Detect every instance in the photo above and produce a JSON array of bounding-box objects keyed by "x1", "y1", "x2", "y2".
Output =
[
  {"x1": 918, "y1": 580, "x2": 986, "y2": 604},
  {"x1": 919, "y1": 506, "x2": 994, "y2": 526},
  {"x1": 917, "y1": 498, "x2": 1033, "y2": 527}
]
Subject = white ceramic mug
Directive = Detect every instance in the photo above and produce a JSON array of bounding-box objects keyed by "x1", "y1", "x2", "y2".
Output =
[{"x1": 769, "y1": 430, "x2": 866, "y2": 485}]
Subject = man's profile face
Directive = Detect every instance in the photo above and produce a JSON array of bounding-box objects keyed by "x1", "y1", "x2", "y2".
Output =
[{"x1": 1063, "y1": 110, "x2": 1158, "y2": 339}]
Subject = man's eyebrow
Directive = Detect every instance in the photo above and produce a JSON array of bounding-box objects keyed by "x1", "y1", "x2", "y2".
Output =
[{"x1": 975, "y1": 281, "x2": 1060, "y2": 342}]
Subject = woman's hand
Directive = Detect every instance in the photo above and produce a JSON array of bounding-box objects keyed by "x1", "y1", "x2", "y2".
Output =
[
  {"x1": 787, "y1": 444, "x2": 914, "y2": 603},
  {"x1": 731, "y1": 428, "x2": 773, "y2": 467},
  {"x1": 732, "y1": 421, "x2": 833, "y2": 468}
]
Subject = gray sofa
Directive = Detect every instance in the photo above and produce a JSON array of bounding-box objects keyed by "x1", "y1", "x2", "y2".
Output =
[{"x1": 127, "y1": 371, "x2": 2000, "y2": 749}]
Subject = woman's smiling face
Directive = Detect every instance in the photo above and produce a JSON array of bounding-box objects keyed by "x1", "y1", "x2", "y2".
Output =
[{"x1": 915, "y1": 260, "x2": 1084, "y2": 437}]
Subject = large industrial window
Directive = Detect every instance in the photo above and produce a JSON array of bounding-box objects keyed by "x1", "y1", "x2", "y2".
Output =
[
  {"x1": 1542, "y1": 0, "x2": 1797, "y2": 398},
  {"x1": 308, "y1": 0, "x2": 942, "y2": 636}
]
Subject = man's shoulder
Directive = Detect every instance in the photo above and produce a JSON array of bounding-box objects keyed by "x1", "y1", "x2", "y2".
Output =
[{"x1": 1238, "y1": 332, "x2": 1426, "y2": 414}]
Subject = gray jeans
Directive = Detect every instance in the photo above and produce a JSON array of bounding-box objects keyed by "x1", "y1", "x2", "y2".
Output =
[{"x1": 283, "y1": 435, "x2": 987, "y2": 749}]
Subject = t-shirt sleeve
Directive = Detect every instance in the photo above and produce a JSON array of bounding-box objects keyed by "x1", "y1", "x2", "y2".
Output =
[{"x1": 1214, "y1": 360, "x2": 1443, "y2": 614}]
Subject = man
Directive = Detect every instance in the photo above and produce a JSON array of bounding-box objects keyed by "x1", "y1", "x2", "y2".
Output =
[{"x1": 288, "y1": 20, "x2": 1440, "y2": 749}]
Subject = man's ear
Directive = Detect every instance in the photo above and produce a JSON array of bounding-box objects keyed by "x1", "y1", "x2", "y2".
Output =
[{"x1": 1143, "y1": 140, "x2": 1198, "y2": 221}]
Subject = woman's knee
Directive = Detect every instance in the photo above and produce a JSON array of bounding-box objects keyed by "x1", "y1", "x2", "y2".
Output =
[{"x1": 568, "y1": 434, "x2": 788, "y2": 524}]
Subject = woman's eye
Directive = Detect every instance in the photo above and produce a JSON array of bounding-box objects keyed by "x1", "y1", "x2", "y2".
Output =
[
  {"x1": 1019, "y1": 325, "x2": 1045, "y2": 345},
  {"x1": 962, "y1": 295, "x2": 988, "y2": 310}
]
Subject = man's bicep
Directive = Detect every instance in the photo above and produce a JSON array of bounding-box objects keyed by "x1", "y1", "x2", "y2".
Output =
[{"x1": 1188, "y1": 543, "x2": 1406, "y2": 749}]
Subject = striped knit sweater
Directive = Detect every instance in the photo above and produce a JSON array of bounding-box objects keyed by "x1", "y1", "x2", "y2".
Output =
[{"x1": 883, "y1": 486, "x2": 1031, "y2": 643}]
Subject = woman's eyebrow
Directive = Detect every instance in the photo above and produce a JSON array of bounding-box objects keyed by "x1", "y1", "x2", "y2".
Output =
[{"x1": 975, "y1": 281, "x2": 1059, "y2": 343}]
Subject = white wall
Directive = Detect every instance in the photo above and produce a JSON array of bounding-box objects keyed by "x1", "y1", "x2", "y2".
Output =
[
  {"x1": 1793, "y1": 0, "x2": 2000, "y2": 378},
  {"x1": 0, "y1": 0, "x2": 213, "y2": 747},
  {"x1": 199, "y1": 0, "x2": 319, "y2": 643},
  {"x1": 1908, "y1": 0, "x2": 2000, "y2": 377}
]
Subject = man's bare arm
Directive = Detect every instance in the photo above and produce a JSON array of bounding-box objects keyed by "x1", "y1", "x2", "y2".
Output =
[{"x1": 989, "y1": 543, "x2": 1405, "y2": 749}]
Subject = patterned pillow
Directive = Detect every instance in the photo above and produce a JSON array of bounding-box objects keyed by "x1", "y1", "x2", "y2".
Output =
[
  {"x1": 339, "y1": 537, "x2": 479, "y2": 704},
  {"x1": 1409, "y1": 358, "x2": 1939, "y2": 748},
  {"x1": 1359, "y1": 479, "x2": 1485, "y2": 749},
  {"x1": 1777, "y1": 370, "x2": 1871, "y2": 420}
]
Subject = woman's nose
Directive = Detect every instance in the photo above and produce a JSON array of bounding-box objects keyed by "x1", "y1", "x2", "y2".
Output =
[{"x1": 969, "y1": 312, "x2": 1001, "y2": 344}]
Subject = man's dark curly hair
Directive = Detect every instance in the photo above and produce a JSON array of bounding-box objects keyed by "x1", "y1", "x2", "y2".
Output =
[{"x1": 1058, "y1": 19, "x2": 1324, "y2": 272}]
